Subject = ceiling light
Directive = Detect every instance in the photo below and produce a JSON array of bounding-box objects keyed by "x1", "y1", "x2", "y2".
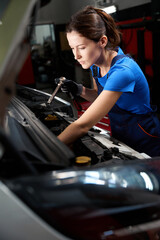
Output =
[{"x1": 102, "y1": 5, "x2": 117, "y2": 14}]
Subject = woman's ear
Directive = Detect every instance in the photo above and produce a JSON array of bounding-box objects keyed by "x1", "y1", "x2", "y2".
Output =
[{"x1": 99, "y1": 35, "x2": 108, "y2": 48}]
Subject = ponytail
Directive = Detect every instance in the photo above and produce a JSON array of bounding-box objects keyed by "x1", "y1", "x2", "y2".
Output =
[{"x1": 94, "y1": 7, "x2": 121, "y2": 48}]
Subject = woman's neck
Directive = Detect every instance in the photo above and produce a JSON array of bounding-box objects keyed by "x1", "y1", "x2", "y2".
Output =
[{"x1": 99, "y1": 50, "x2": 117, "y2": 77}]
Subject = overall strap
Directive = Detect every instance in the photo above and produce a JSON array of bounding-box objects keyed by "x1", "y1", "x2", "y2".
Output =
[
  {"x1": 92, "y1": 65, "x2": 103, "y2": 94},
  {"x1": 111, "y1": 54, "x2": 132, "y2": 67}
]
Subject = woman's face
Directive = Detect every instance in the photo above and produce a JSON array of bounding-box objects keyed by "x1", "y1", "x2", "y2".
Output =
[{"x1": 67, "y1": 31, "x2": 104, "y2": 69}]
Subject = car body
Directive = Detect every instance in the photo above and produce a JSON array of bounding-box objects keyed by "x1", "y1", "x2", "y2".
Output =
[{"x1": 1, "y1": 1, "x2": 160, "y2": 240}]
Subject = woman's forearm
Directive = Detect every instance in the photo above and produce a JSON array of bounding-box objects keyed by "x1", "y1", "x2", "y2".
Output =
[
  {"x1": 58, "y1": 90, "x2": 122, "y2": 146},
  {"x1": 58, "y1": 86, "x2": 98, "y2": 146},
  {"x1": 58, "y1": 120, "x2": 88, "y2": 146}
]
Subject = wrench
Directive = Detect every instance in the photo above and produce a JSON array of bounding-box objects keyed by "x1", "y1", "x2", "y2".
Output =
[{"x1": 47, "y1": 76, "x2": 66, "y2": 104}]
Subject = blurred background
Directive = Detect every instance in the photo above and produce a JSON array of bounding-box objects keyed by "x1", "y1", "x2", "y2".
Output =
[{"x1": 14, "y1": 0, "x2": 160, "y2": 112}]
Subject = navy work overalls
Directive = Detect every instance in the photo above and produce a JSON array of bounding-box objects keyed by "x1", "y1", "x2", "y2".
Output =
[{"x1": 92, "y1": 55, "x2": 160, "y2": 157}]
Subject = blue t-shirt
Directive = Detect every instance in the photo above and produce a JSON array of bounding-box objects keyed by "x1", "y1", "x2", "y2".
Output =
[{"x1": 90, "y1": 47, "x2": 152, "y2": 114}]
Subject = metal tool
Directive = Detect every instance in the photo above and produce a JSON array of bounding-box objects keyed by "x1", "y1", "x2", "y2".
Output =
[{"x1": 47, "y1": 76, "x2": 66, "y2": 104}]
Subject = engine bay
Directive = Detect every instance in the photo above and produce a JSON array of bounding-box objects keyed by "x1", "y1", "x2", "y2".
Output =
[{"x1": 14, "y1": 85, "x2": 148, "y2": 168}]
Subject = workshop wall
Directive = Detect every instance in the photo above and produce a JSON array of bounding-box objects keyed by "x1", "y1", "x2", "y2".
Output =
[{"x1": 36, "y1": 0, "x2": 151, "y2": 24}]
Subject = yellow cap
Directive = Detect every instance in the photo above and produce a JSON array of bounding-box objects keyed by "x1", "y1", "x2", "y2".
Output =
[
  {"x1": 45, "y1": 114, "x2": 58, "y2": 121},
  {"x1": 75, "y1": 156, "x2": 91, "y2": 165}
]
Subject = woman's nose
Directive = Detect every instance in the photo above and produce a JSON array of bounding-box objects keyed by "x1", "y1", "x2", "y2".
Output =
[{"x1": 74, "y1": 49, "x2": 81, "y2": 60}]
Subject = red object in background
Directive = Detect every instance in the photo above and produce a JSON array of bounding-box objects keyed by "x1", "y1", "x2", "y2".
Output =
[
  {"x1": 17, "y1": 52, "x2": 35, "y2": 86},
  {"x1": 144, "y1": 29, "x2": 153, "y2": 79},
  {"x1": 77, "y1": 101, "x2": 112, "y2": 135},
  {"x1": 118, "y1": 17, "x2": 153, "y2": 81}
]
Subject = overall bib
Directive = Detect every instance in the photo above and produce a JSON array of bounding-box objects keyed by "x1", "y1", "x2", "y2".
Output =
[{"x1": 109, "y1": 104, "x2": 160, "y2": 157}]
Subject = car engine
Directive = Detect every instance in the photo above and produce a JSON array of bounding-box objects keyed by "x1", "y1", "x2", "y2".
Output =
[{"x1": 14, "y1": 85, "x2": 149, "y2": 169}]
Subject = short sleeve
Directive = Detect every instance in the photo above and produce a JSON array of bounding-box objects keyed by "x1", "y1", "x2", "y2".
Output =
[{"x1": 103, "y1": 65, "x2": 136, "y2": 93}]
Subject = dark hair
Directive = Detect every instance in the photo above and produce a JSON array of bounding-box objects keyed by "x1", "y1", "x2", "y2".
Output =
[{"x1": 66, "y1": 5, "x2": 121, "y2": 49}]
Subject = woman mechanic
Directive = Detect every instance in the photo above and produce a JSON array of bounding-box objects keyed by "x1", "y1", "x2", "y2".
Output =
[{"x1": 57, "y1": 5, "x2": 160, "y2": 157}]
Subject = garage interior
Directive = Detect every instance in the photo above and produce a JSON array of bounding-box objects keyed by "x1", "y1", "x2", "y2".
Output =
[{"x1": 17, "y1": 0, "x2": 160, "y2": 114}]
